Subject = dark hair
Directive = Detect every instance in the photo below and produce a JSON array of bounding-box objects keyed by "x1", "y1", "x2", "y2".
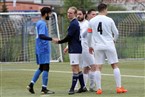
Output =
[
  {"x1": 78, "y1": 8, "x2": 86, "y2": 15},
  {"x1": 87, "y1": 9, "x2": 96, "y2": 14},
  {"x1": 40, "y1": 7, "x2": 52, "y2": 16},
  {"x1": 97, "y1": 3, "x2": 107, "y2": 12}
]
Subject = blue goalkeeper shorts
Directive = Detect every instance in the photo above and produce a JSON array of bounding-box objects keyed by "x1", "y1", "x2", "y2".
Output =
[{"x1": 36, "y1": 53, "x2": 50, "y2": 65}]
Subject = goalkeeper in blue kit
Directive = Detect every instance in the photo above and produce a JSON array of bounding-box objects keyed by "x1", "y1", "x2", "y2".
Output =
[{"x1": 27, "y1": 7, "x2": 57, "y2": 94}]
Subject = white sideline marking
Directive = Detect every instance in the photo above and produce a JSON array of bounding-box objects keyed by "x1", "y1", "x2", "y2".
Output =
[
  {"x1": 1, "y1": 68, "x2": 145, "y2": 79},
  {"x1": 40, "y1": 95, "x2": 49, "y2": 97}
]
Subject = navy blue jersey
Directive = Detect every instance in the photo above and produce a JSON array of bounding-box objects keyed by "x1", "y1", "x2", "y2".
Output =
[{"x1": 68, "y1": 19, "x2": 82, "y2": 53}]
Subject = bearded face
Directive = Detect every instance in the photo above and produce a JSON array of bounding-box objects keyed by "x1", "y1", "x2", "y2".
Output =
[
  {"x1": 77, "y1": 11, "x2": 85, "y2": 22},
  {"x1": 77, "y1": 16, "x2": 84, "y2": 21}
]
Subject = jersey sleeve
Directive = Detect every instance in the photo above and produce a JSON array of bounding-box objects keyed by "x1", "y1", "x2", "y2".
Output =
[
  {"x1": 81, "y1": 28, "x2": 87, "y2": 38},
  {"x1": 58, "y1": 34, "x2": 71, "y2": 44},
  {"x1": 38, "y1": 23, "x2": 46, "y2": 35},
  {"x1": 81, "y1": 22, "x2": 89, "y2": 38},
  {"x1": 111, "y1": 19, "x2": 119, "y2": 41},
  {"x1": 87, "y1": 22, "x2": 93, "y2": 47}
]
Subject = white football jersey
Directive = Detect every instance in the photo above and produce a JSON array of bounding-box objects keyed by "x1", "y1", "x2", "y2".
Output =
[
  {"x1": 88, "y1": 15, "x2": 119, "y2": 47},
  {"x1": 79, "y1": 20, "x2": 95, "y2": 67},
  {"x1": 79, "y1": 20, "x2": 89, "y2": 49}
]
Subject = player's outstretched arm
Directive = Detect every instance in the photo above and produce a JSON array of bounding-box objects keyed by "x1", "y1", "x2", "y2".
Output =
[
  {"x1": 39, "y1": 34, "x2": 53, "y2": 41},
  {"x1": 111, "y1": 20, "x2": 119, "y2": 42},
  {"x1": 58, "y1": 35, "x2": 71, "y2": 44},
  {"x1": 52, "y1": 38, "x2": 59, "y2": 43}
]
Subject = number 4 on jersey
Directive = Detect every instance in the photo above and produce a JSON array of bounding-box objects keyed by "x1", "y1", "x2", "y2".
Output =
[{"x1": 97, "y1": 22, "x2": 103, "y2": 35}]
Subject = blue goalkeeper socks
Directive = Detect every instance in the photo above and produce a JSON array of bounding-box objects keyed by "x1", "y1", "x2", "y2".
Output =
[
  {"x1": 42, "y1": 71, "x2": 48, "y2": 87},
  {"x1": 31, "y1": 69, "x2": 42, "y2": 83}
]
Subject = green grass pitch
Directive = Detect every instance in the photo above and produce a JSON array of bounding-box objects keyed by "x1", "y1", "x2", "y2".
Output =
[{"x1": 0, "y1": 60, "x2": 145, "y2": 97}]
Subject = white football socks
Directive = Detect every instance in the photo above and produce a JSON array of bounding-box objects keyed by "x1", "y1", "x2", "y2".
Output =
[
  {"x1": 113, "y1": 68, "x2": 121, "y2": 88},
  {"x1": 89, "y1": 71, "x2": 96, "y2": 89},
  {"x1": 83, "y1": 73, "x2": 89, "y2": 86},
  {"x1": 95, "y1": 71, "x2": 101, "y2": 90}
]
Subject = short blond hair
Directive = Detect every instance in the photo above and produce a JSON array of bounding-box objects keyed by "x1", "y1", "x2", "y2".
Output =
[{"x1": 69, "y1": 6, "x2": 77, "y2": 14}]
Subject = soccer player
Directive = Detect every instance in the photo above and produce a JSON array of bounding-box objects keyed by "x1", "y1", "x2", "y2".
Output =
[
  {"x1": 86, "y1": 9, "x2": 97, "y2": 20},
  {"x1": 57, "y1": 6, "x2": 87, "y2": 95},
  {"x1": 77, "y1": 8, "x2": 97, "y2": 92},
  {"x1": 27, "y1": 7, "x2": 57, "y2": 94},
  {"x1": 64, "y1": 8, "x2": 97, "y2": 92},
  {"x1": 87, "y1": 3, "x2": 127, "y2": 94}
]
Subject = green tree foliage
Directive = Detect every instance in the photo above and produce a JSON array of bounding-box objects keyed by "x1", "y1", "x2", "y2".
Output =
[
  {"x1": 107, "y1": 4, "x2": 126, "y2": 11},
  {"x1": 62, "y1": 0, "x2": 96, "y2": 29},
  {"x1": 63, "y1": 0, "x2": 95, "y2": 13}
]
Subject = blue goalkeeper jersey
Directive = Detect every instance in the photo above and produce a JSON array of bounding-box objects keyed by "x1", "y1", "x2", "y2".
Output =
[{"x1": 35, "y1": 20, "x2": 50, "y2": 55}]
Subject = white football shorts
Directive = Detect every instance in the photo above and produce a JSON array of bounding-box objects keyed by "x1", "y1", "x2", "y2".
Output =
[
  {"x1": 94, "y1": 42, "x2": 119, "y2": 65},
  {"x1": 69, "y1": 54, "x2": 81, "y2": 65},
  {"x1": 80, "y1": 49, "x2": 95, "y2": 68}
]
